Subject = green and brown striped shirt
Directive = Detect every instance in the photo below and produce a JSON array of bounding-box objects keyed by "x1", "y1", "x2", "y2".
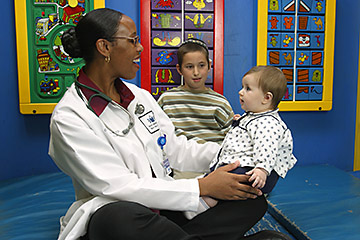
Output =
[{"x1": 158, "y1": 86, "x2": 234, "y2": 144}]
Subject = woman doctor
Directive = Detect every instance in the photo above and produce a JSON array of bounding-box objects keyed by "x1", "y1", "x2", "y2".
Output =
[{"x1": 49, "y1": 8, "x2": 275, "y2": 240}]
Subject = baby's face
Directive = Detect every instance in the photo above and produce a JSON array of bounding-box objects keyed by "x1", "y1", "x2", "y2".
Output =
[{"x1": 238, "y1": 73, "x2": 267, "y2": 113}]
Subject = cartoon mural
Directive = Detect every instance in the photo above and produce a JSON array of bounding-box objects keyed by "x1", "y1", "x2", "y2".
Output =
[
  {"x1": 266, "y1": 0, "x2": 329, "y2": 102},
  {"x1": 148, "y1": 0, "x2": 216, "y2": 99},
  {"x1": 15, "y1": 0, "x2": 101, "y2": 113},
  {"x1": 32, "y1": 1, "x2": 90, "y2": 100}
]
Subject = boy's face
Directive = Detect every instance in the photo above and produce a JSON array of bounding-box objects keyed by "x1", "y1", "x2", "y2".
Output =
[
  {"x1": 176, "y1": 51, "x2": 210, "y2": 91},
  {"x1": 239, "y1": 73, "x2": 269, "y2": 113}
]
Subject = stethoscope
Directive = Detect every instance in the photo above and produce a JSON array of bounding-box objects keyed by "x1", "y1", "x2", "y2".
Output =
[
  {"x1": 75, "y1": 80, "x2": 141, "y2": 137},
  {"x1": 75, "y1": 80, "x2": 172, "y2": 175}
]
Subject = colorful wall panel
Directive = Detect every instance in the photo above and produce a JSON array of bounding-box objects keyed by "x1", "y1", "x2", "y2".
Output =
[
  {"x1": 257, "y1": 0, "x2": 336, "y2": 111},
  {"x1": 15, "y1": 0, "x2": 105, "y2": 114},
  {"x1": 140, "y1": 0, "x2": 224, "y2": 99}
]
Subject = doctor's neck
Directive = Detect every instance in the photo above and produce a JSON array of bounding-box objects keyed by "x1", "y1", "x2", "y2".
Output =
[{"x1": 83, "y1": 62, "x2": 121, "y2": 103}]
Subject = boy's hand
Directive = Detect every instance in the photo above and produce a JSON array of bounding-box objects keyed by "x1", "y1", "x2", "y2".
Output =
[{"x1": 246, "y1": 168, "x2": 268, "y2": 189}]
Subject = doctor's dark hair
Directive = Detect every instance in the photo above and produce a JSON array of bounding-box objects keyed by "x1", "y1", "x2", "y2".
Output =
[
  {"x1": 243, "y1": 65, "x2": 287, "y2": 109},
  {"x1": 177, "y1": 38, "x2": 210, "y2": 70},
  {"x1": 61, "y1": 8, "x2": 123, "y2": 63}
]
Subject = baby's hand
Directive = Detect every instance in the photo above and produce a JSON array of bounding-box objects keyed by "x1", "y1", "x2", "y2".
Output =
[
  {"x1": 246, "y1": 168, "x2": 268, "y2": 189},
  {"x1": 233, "y1": 114, "x2": 241, "y2": 120}
]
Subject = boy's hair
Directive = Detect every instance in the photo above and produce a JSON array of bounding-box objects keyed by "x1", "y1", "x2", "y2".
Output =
[
  {"x1": 244, "y1": 65, "x2": 287, "y2": 109},
  {"x1": 177, "y1": 38, "x2": 210, "y2": 70}
]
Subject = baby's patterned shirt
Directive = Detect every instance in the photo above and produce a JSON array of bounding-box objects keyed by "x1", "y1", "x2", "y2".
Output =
[{"x1": 210, "y1": 109, "x2": 297, "y2": 178}]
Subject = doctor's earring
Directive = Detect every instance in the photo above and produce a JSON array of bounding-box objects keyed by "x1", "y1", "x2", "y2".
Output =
[{"x1": 105, "y1": 55, "x2": 111, "y2": 63}]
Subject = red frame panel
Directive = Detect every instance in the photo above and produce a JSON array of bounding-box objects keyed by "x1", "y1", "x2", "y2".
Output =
[{"x1": 140, "y1": 0, "x2": 224, "y2": 94}]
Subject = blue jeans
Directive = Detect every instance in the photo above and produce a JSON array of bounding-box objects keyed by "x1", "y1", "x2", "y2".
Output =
[{"x1": 209, "y1": 165, "x2": 279, "y2": 194}]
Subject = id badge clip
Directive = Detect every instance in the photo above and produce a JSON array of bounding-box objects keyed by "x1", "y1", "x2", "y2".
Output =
[{"x1": 157, "y1": 134, "x2": 172, "y2": 176}]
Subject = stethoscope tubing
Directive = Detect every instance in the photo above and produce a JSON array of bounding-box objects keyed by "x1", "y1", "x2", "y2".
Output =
[{"x1": 74, "y1": 80, "x2": 135, "y2": 137}]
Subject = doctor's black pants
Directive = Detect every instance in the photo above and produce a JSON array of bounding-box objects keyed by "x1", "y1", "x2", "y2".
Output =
[{"x1": 82, "y1": 195, "x2": 267, "y2": 240}]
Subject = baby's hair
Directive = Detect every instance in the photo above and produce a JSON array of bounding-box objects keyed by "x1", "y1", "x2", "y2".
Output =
[
  {"x1": 177, "y1": 38, "x2": 210, "y2": 69},
  {"x1": 244, "y1": 65, "x2": 287, "y2": 109}
]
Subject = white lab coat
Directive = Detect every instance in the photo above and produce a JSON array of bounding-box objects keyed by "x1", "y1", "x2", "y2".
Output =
[{"x1": 49, "y1": 81, "x2": 220, "y2": 240}]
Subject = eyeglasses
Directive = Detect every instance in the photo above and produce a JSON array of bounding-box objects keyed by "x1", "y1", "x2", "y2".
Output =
[{"x1": 111, "y1": 35, "x2": 140, "y2": 46}]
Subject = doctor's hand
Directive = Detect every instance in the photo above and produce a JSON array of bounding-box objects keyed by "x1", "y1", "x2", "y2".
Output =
[{"x1": 198, "y1": 161, "x2": 262, "y2": 201}]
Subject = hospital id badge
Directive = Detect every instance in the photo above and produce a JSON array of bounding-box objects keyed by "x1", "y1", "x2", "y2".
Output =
[{"x1": 162, "y1": 158, "x2": 172, "y2": 176}]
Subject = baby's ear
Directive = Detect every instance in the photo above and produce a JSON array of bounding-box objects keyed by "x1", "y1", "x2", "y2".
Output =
[{"x1": 263, "y1": 92, "x2": 273, "y2": 104}]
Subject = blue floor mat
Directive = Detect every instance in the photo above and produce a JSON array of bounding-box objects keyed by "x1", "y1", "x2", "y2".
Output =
[
  {"x1": 0, "y1": 172, "x2": 293, "y2": 239},
  {"x1": 0, "y1": 172, "x2": 74, "y2": 240},
  {"x1": 267, "y1": 165, "x2": 360, "y2": 240}
]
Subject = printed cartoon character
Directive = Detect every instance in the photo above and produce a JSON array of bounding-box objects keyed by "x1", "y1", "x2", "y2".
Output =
[
  {"x1": 153, "y1": 32, "x2": 181, "y2": 47},
  {"x1": 315, "y1": 0, "x2": 324, "y2": 12},
  {"x1": 269, "y1": 34, "x2": 278, "y2": 47},
  {"x1": 283, "y1": 17, "x2": 294, "y2": 29},
  {"x1": 152, "y1": 13, "x2": 180, "y2": 28},
  {"x1": 298, "y1": 53, "x2": 309, "y2": 65},
  {"x1": 298, "y1": 34, "x2": 310, "y2": 47},
  {"x1": 156, "y1": 50, "x2": 175, "y2": 65},
  {"x1": 283, "y1": 35, "x2": 293, "y2": 47},
  {"x1": 155, "y1": 69, "x2": 174, "y2": 83},
  {"x1": 193, "y1": 0, "x2": 206, "y2": 10},
  {"x1": 185, "y1": 14, "x2": 212, "y2": 28},
  {"x1": 312, "y1": 70, "x2": 322, "y2": 82},
  {"x1": 269, "y1": 0, "x2": 279, "y2": 10},
  {"x1": 315, "y1": 35, "x2": 321, "y2": 47},
  {"x1": 313, "y1": 17, "x2": 323, "y2": 30},
  {"x1": 283, "y1": 88, "x2": 291, "y2": 100},
  {"x1": 283, "y1": 53, "x2": 293, "y2": 65},
  {"x1": 269, "y1": 16, "x2": 279, "y2": 29},
  {"x1": 155, "y1": 0, "x2": 174, "y2": 9}
]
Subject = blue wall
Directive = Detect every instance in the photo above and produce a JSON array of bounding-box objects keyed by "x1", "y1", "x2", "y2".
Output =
[{"x1": 1, "y1": 0, "x2": 359, "y2": 181}]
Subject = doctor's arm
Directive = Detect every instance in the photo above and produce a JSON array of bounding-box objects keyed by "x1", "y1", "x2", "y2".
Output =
[{"x1": 49, "y1": 112, "x2": 201, "y2": 212}]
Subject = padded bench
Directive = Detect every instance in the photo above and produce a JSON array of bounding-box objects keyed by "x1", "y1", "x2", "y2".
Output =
[
  {"x1": 0, "y1": 171, "x2": 291, "y2": 239},
  {"x1": 266, "y1": 165, "x2": 360, "y2": 240},
  {"x1": 2, "y1": 165, "x2": 359, "y2": 239}
]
